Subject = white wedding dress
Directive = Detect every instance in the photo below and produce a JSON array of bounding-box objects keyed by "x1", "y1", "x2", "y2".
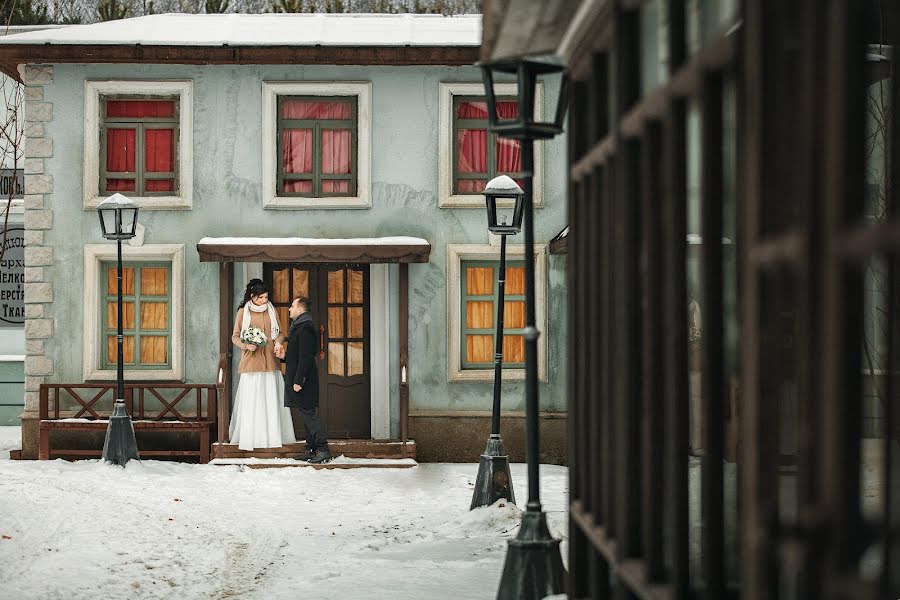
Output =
[{"x1": 229, "y1": 370, "x2": 297, "y2": 451}]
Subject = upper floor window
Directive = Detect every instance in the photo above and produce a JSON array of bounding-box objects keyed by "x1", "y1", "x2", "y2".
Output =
[
  {"x1": 262, "y1": 82, "x2": 372, "y2": 209},
  {"x1": 438, "y1": 82, "x2": 544, "y2": 209},
  {"x1": 83, "y1": 80, "x2": 193, "y2": 210},
  {"x1": 101, "y1": 98, "x2": 178, "y2": 196},
  {"x1": 452, "y1": 96, "x2": 524, "y2": 195},
  {"x1": 277, "y1": 96, "x2": 358, "y2": 198}
]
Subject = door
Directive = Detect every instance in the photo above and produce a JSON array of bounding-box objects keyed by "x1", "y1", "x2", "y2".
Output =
[{"x1": 265, "y1": 263, "x2": 371, "y2": 439}]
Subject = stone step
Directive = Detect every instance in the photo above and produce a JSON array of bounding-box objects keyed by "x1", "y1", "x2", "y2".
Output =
[{"x1": 211, "y1": 439, "x2": 417, "y2": 460}]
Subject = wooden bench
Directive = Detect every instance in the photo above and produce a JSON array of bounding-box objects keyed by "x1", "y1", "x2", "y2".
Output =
[{"x1": 39, "y1": 382, "x2": 218, "y2": 463}]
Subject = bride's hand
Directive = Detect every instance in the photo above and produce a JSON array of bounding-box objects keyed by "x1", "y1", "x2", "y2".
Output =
[{"x1": 246, "y1": 344, "x2": 257, "y2": 352}]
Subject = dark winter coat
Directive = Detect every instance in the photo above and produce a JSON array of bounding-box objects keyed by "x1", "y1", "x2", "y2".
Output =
[{"x1": 283, "y1": 312, "x2": 319, "y2": 410}]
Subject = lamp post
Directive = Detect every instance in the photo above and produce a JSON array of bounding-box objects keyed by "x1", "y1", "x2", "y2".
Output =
[
  {"x1": 97, "y1": 193, "x2": 141, "y2": 466},
  {"x1": 479, "y1": 55, "x2": 569, "y2": 600},
  {"x1": 471, "y1": 175, "x2": 524, "y2": 511}
]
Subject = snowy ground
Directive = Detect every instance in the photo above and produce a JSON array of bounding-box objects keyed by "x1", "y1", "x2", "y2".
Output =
[{"x1": 0, "y1": 427, "x2": 568, "y2": 600}]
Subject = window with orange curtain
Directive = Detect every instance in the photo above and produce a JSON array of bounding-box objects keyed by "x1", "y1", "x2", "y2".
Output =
[
  {"x1": 101, "y1": 97, "x2": 178, "y2": 195},
  {"x1": 461, "y1": 260, "x2": 526, "y2": 369},
  {"x1": 452, "y1": 95, "x2": 524, "y2": 194},
  {"x1": 101, "y1": 262, "x2": 171, "y2": 369},
  {"x1": 277, "y1": 96, "x2": 357, "y2": 197}
]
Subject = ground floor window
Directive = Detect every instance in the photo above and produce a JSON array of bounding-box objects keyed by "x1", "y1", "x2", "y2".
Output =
[
  {"x1": 101, "y1": 262, "x2": 172, "y2": 369},
  {"x1": 447, "y1": 244, "x2": 548, "y2": 382},
  {"x1": 83, "y1": 244, "x2": 185, "y2": 381},
  {"x1": 461, "y1": 260, "x2": 526, "y2": 369}
]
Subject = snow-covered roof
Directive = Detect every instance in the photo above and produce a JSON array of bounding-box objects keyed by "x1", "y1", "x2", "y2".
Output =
[{"x1": 0, "y1": 13, "x2": 481, "y2": 47}]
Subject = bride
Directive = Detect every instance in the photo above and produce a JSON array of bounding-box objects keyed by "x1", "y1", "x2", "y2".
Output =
[{"x1": 229, "y1": 279, "x2": 296, "y2": 450}]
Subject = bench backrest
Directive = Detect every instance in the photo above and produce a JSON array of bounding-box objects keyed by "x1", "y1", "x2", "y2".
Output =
[{"x1": 39, "y1": 383, "x2": 218, "y2": 422}]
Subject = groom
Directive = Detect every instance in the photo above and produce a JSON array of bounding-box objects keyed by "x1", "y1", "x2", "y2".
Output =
[{"x1": 279, "y1": 296, "x2": 331, "y2": 464}]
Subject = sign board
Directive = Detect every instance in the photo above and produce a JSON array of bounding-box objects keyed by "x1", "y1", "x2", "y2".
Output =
[
  {"x1": 0, "y1": 168, "x2": 23, "y2": 200},
  {"x1": 0, "y1": 226, "x2": 24, "y2": 326}
]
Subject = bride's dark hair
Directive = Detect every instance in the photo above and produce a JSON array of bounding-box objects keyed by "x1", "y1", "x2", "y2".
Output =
[{"x1": 239, "y1": 278, "x2": 270, "y2": 308}]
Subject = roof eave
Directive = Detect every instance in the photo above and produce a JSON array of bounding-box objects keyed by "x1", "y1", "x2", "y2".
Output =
[{"x1": 0, "y1": 43, "x2": 481, "y2": 82}]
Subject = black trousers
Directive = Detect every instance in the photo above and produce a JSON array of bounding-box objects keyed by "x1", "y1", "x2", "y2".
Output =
[{"x1": 298, "y1": 406, "x2": 327, "y2": 452}]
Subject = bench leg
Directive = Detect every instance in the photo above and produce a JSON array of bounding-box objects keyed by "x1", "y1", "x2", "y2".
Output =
[
  {"x1": 39, "y1": 428, "x2": 49, "y2": 460},
  {"x1": 200, "y1": 428, "x2": 210, "y2": 464}
]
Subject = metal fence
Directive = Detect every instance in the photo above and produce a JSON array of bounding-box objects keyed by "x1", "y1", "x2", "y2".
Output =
[{"x1": 566, "y1": 1, "x2": 897, "y2": 598}]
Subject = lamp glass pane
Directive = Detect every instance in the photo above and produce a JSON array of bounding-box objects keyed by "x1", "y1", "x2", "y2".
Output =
[
  {"x1": 120, "y1": 208, "x2": 138, "y2": 236},
  {"x1": 99, "y1": 208, "x2": 117, "y2": 236},
  {"x1": 494, "y1": 203, "x2": 518, "y2": 228}
]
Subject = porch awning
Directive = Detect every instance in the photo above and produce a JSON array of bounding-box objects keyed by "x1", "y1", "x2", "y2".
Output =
[
  {"x1": 549, "y1": 225, "x2": 568, "y2": 255},
  {"x1": 196, "y1": 236, "x2": 431, "y2": 264}
]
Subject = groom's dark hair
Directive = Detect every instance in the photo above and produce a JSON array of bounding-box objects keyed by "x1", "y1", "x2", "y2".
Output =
[{"x1": 294, "y1": 296, "x2": 311, "y2": 311}]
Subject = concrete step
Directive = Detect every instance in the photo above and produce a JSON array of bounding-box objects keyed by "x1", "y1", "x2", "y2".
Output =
[
  {"x1": 209, "y1": 456, "x2": 418, "y2": 470},
  {"x1": 211, "y1": 439, "x2": 417, "y2": 460}
]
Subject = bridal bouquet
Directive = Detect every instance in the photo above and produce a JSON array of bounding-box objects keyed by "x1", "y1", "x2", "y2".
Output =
[{"x1": 240, "y1": 326, "x2": 268, "y2": 348}]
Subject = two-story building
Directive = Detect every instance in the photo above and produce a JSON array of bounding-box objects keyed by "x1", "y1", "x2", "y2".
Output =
[{"x1": 0, "y1": 13, "x2": 568, "y2": 462}]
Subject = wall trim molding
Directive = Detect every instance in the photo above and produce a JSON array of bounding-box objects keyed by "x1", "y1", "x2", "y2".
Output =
[{"x1": 369, "y1": 263, "x2": 390, "y2": 439}]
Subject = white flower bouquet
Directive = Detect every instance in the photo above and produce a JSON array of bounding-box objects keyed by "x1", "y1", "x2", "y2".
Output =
[{"x1": 240, "y1": 326, "x2": 268, "y2": 348}]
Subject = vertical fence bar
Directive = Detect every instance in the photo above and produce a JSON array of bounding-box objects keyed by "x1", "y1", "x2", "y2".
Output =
[
  {"x1": 700, "y1": 71, "x2": 726, "y2": 599},
  {"x1": 821, "y1": 0, "x2": 867, "y2": 580},
  {"x1": 567, "y1": 105, "x2": 589, "y2": 597},
  {"x1": 581, "y1": 174, "x2": 594, "y2": 518},
  {"x1": 742, "y1": 2, "x2": 778, "y2": 597},
  {"x1": 641, "y1": 121, "x2": 665, "y2": 581},
  {"x1": 663, "y1": 98, "x2": 690, "y2": 599}
]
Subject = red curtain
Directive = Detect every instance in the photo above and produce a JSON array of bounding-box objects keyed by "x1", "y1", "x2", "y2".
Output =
[
  {"x1": 282, "y1": 129, "x2": 313, "y2": 193},
  {"x1": 456, "y1": 100, "x2": 520, "y2": 193},
  {"x1": 321, "y1": 128, "x2": 351, "y2": 193},
  {"x1": 107, "y1": 100, "x2": 175, "y2": 118},
  {"x1": 282, "y1": 100, "x2": 351, "y2": 120},
  {"x1": 280, "y1": 100, "x2": 353, "y2": 195},
  {"x1": 106, "y1": 129, "x2": 136, "y2": 192},
  {"x1": 105, "y1": 100, "x2": 176, "y2": 193},
  {"x1": 145, "y1": 129, "x2": 174, "y2": 192}
]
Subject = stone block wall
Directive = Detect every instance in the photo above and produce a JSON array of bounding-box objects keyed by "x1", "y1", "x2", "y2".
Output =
[{"x1": 19, "y1": 64, "x2": 54, "y2": 458}]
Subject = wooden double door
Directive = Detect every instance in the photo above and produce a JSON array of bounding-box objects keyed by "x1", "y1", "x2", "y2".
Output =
[{"x1": 264, "y1": 263, "x2": 371, "y2": 439}]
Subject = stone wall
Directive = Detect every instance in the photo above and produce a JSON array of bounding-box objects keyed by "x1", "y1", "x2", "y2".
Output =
[{"x1": 19, "y1": 64, "x2": 54, "y2": 458}]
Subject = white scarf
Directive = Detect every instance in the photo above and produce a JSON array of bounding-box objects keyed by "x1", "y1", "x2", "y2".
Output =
[{"x1": 241, "y1": 301, "x2": 280, "y2": 340}]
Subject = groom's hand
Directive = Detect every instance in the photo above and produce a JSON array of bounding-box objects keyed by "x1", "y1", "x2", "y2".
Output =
[{"x1": 293, "y1": 383, "x2": 302, "y2": 392}]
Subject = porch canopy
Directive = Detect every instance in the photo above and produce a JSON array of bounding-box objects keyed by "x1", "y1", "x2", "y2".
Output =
[{"x1": 197, "y1": 236, "x2": 431, "y2": 264}]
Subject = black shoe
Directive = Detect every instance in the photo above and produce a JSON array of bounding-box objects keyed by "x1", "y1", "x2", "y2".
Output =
[
  {"x1": 296, "y1": 448, "x2": 316, "y2": 462},
  {"x1": 308, "y1": 447, "x2": 333, "y2": 464}
]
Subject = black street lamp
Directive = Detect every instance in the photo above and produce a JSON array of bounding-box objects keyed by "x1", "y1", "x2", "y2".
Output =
[
  {"x1": 97, "y1": 193, "x2": 140, "y2": 466},
  {"x1": 470, "y1": 175, "x2": 524, "y2": 511},
  {"x1": 480, "y1": 55, "x2": 569, "y2": 600}
]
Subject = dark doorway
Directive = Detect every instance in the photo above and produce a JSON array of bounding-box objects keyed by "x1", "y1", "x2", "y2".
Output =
[{"x1": 265, "y1": 263, "x2": 371, "y2": 438}]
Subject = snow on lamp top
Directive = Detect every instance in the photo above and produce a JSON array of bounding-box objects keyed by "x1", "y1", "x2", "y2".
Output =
[
  {"x1": 484, "y1": 175, "x2": 523, "y2": 196},
  {"x1": 97, "y1": 193, "x2": 139, "y2": 210}
]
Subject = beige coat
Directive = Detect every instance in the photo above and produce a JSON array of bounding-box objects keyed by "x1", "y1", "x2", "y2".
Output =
[{"x1": 232, "y1": 307, "x2": 284, "y2": 374}]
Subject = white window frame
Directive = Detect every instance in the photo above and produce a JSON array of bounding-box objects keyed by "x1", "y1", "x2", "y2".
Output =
[
  {"x1": 82, "y1": 243, "x2": 185, "y2": 382},
  {"x1": 438, "y1": 82, "x2": 544, "y2": 209},
  {"x1": 447, "y1": 243, "x2": 548, "y2": 383},
  {"x1": 83, "y1": 80, "x2": 193, "y2": 211},
  {"x1": 262, "y1": 81, "x2": 372, "y2": 210}
]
